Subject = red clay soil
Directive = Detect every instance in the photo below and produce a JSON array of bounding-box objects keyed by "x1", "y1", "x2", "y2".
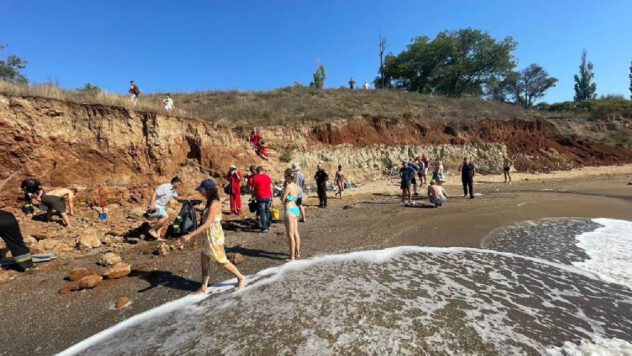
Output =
[{"x1": 310, "y1": 118, "x2": 632, "y2": 171}]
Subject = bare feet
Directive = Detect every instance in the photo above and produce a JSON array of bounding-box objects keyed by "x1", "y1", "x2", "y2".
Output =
[
  {"x1": 235, "y1": 276, "x2": 245, "y2": 290},
  {"x1": 192, "y1": 289, "x2": 207, "y2": 295},
  {"x1": 295, "y1": 251, "x2": 301, "y2": 259}
]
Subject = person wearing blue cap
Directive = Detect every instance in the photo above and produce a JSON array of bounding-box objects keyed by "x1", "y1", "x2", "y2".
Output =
[{"x1": 178, "y1": 179, "x2": 245, "y2": 292}]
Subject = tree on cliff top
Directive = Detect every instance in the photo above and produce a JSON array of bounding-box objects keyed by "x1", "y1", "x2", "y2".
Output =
[
  {"x1": 488, "y1": 64, "x2": 557, "y2": 108},
  {"x1": 377, "y1": 28, "x2": 517, "y2": 97},
  {"x1": 629, "y1": 61, "x2": 631, "y2": 100},
  {"x1": 0, "y1": 45, "x2": 28, "y2": 84},
  {"x1": 573, "y1": 49, "x2": 597, "y2": 101},
  {"x1": 310, "y1": 62, "x2": 326, "y2": 89}
]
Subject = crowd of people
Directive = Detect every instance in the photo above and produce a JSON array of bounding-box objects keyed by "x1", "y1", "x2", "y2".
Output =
[{"x1": 2, "y1": 153, "x2": 517, "y2": 294}]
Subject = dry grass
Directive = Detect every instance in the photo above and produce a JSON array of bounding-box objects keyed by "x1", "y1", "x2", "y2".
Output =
[
  {"x1": 146, "y1": 86, "x2": 545, "y2": 127},
  {"x1": 1, "y1": 81, "x2": 547, "y2": 127},
  {"x1": 0, "y1": 81, "x2": 188, "y2": 117}
]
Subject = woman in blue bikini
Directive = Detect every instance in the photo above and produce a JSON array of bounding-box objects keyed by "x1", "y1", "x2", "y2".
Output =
[{"x1": 282, "y1": 168, "x2": 301, "y2": 261}]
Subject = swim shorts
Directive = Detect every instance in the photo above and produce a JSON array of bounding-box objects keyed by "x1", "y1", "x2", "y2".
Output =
[
  {"x1": 401, "y1": 181, "x2": 411, "y2": 190},
  {"x1": 296, "y1": 197, "x2": 303, "y2": 206},
  {"x1": 146, "y1": 207, "x2": 166, "y2": 218},
  {"x1": 41, "y1": 195, "x2": 66, "y2": 213},
  {"x1": 503, "y1": 167, "x2": 510, "y2": 172}
]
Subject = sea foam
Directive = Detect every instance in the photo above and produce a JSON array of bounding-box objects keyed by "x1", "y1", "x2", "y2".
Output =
[{"x1": 573, "y1": 218, "x2": 632, "y2": 289}]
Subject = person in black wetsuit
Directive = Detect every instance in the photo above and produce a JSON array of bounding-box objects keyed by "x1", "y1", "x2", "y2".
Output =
[
  {"x1": 459, "y1": 157, "x2": 476, "y2": 199},
  {"x1": 0, "y1": 210, "x2": 33, "y2": 271},
  {"x1": 20, "y1": 178, "x2": 44, "y2": 215},
  {"x1": 314, "y1": 162, "x2": 329, "y2": 208}
]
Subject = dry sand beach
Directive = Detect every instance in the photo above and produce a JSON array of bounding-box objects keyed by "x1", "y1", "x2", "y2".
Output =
[{"x1": 1, "y1": 167, "x2": 631, "y2": 354}]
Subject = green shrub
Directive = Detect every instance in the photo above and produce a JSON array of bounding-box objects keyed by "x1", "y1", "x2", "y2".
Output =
[{"x1": 280, "y1": 150, "x2": 293, "y2": 163}]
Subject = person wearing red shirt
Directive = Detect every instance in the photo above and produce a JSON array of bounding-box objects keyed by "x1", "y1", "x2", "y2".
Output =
[
  {"x1": 246, "y1": 165, "x2": 257, "y2": 194},
  {"x1": 256, "y1": 140, "x2": 269, "y2": 160},
  {"x1": 249, "y1": 128, "x2": 261, "y2": 150},
  {"x1": 251, "y1": 166, "x2": 273, "y2": 232},
  {"x1": 226, "y1": 165, "x2": 242, "y2": 215}
]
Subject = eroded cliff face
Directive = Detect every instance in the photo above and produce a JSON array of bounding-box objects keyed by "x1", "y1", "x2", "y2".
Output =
[
  {"x1": 1, "y1": 95, "x2": 631, "y2": 194},
  {"x1": 0, "y1": 96, "x2": 257, "y2": 189}
]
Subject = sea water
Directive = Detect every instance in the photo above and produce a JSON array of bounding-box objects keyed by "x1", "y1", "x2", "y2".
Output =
[{"x1": 60, "y1": 218, "x2": 632, "y2": 355}]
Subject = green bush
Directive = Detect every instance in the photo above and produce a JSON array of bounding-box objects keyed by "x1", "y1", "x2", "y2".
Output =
[{"x1": 280, "y1": 150, "x2": 293, "y2": 163}]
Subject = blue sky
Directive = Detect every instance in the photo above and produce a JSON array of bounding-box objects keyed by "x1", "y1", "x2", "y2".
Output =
[{"x1": 3, "y1": 0, "x2": 631, "y2": 102}]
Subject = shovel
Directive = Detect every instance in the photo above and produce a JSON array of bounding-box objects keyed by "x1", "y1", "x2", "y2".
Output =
[{"x1": 97, "y1": 184, "x2": 107, "y2": 221}]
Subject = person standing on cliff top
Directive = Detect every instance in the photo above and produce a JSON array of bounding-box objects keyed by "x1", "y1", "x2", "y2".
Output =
[
  {"x1": 363, "y1": 81, "x2": 370, "y2": 90},
  {"x1": 348, "y1": 77, "x2": 356, "y2": 89},
  {"x1": 129, "y1": 81, "x2": 140, "y2": 104},
  {"x1": 399, "y1": 160, "x2": 415, "y2": 206},
  {"x1": 503, "y1": 156, "x2": 514, "y2": 183},
  {"x1": 225, "y1": 165, "x2": 242, "y2": 215},
  {"x1": 163, "y1": 94, "x2": 174, "y2": 111},
  {"x1": 459, "y1": 157, "x2": 476, "y2": 199},
  {"x1": 20, "y1": 178, "x2": 44, "y2": 215},
  {"x1": 314, "y1": 162, "x2": 329, "y2": 208}
]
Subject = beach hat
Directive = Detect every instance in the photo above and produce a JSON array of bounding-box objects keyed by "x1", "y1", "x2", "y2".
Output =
[
  {"x1": 292, "y1": 163, "x2": 300, "y2": 170},
  {"x1": 229, "y1": 164, "x2": 236, "y2": 169},
  {"x1": 195, "y1": 179, "x2": 216, "y2": 191},
  {"x1": 430, "y1": 179, "x2": 436, "y2": 185}
]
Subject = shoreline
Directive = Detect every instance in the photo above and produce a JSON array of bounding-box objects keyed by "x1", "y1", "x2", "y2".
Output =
[{"x1": 1, "y1": 168, "x2": 632, "y2": 354}]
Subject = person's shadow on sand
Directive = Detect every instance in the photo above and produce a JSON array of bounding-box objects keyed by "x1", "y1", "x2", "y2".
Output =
[
  {"x1": 226, "y1": 245, "x2": 287, "y2": 261},
  {"x1": 223, "y1": 218, "x2": 261, "y2": 233},
  {"x1": 31, "y1": 213, "x2": 65, "y2": 226},
  {"x1": 408, "y1": 203, "x2": 440, "y2": 209},
  {"x1": 133, "y1": 270, "x2": 200, "y2": 293}
]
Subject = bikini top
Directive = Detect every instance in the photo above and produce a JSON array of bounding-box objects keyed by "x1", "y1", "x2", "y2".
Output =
[{"x1": 285, "y1": 195, "x2": 297, "y2": 202}]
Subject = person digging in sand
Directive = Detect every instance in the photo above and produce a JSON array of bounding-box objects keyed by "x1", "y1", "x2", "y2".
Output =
[
  {"x1": 177, "y1": 179, "x2": 245, "y2": 292},
  {"x1": 427, "y1": 180, "x2": 448, "y2": 207},
  {"x1": 41, "y1": 187, "x2": 78, "y2": 227},
  {"x1": 146, "y1": 177, "x2": 191, "y2": 240}
]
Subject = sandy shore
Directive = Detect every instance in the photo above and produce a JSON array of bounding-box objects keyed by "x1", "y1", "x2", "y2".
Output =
[{"x1": 1, "y1": 167, "x2": 632, "y2": 355}]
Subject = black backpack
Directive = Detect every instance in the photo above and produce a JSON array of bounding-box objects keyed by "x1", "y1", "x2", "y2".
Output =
[{"x1": 167, "y1": 200, "x2": 202, "y2": 238}]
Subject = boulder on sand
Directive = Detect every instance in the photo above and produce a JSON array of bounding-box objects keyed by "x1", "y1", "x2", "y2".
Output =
[
  {"x1": 77, "y1": 233, "x2": 102, "y2": 250},
  {"x1": 98, "y1": 252, "x2": 122, "y2": 266},
  {"x1": 103, "y1": 262, "x2": 131, "y2": 279},
  {"x1": 154, "y1": 242, "x2": 171, "y2": 256},
  {"x1": 77, "y1": 274, "x2": 102, "y2": 289},
  {"x1": 227, "y1": 252, "x2": 245, "y2": 265},
  {"x1": 67, "y1": 268, "x2": 93, "y2": 281},
  {"x1": 115, "y1": 296, "x2": 130, "y2": 309}
]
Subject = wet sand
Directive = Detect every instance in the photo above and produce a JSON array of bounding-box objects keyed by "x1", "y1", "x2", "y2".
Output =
[{"x1": 1, "y1": 172, "x2": 632, "y2": 355}]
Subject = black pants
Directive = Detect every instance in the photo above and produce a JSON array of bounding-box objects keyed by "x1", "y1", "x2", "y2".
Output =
[
  {"x1": 462, "y1": 177, "x2": 474, "y2": 198},
  {"x1": 317, "y1": 184, "x2": 327, "y2": 207},
  {"x1": 0, "y1": 210, "x2": 33, "y2": 271}
]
